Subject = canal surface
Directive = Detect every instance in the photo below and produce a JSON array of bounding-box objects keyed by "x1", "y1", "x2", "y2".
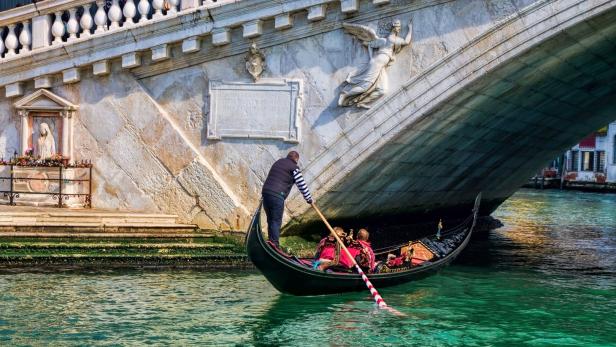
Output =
[{"x1": 0, "y1": 189, "x2": 614, "y2": 346}]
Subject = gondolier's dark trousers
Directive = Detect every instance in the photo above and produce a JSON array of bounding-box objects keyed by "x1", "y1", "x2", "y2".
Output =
[{"x1": 262, "y1": 192, "x2": 285, "y2": 247}]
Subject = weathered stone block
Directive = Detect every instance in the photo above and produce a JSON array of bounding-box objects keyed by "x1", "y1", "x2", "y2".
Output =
[
  {"x1": 121, "y1": 52, "x2": 141, "y2": 69},
  {"x1": 151, "y1": 44, "x2": 170, "y2": 62},
  {"x1": 340, "y1": 0, "x2": 359, "y2": 13},
  {"x1": 107, "y1": 128, "x2": 171, "y2": 196},
  {"x1": 307, "y1": 4, "x2": 327, "y2": 21},
  {"x1": 180, "y1": 0, "x2": 199, "y2": 10},
  {"x1": 5, "y1": 82, "x2": 24, "y2": 98},
  {"x1": 182, "y1": 36, "x2": 201, "y2": 53},
  {"x1": 212, "y1": 28, "x2": 231, "y2": 46},
  {"x1": 31, "y1": 14, "x2": 51, "y2": 49},
  {"x1": 243, "y1": 20, "x2": 262, "y2": 38},
  {"x1": 62, "y1": 68, "x2": 81, "y2": 84},
  {"x1": 92, "y1": 60, "x2": 110, "y2": 76},
  {"x1": 34, "y1": 76, "x2": 53, "y2": 89},
  {"x1": 274, "y1": 13, "x2": 293, "y2": 30}
]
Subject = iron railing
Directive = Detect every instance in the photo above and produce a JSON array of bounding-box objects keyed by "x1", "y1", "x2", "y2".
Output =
[{"x1": 0, "y1": 164, "x2": 92, "y2": 208}]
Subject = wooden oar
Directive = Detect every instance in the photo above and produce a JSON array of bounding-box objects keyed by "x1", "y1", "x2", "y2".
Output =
[{"x1": 311, "y1": 203, "x2": 388, "y2": 309}]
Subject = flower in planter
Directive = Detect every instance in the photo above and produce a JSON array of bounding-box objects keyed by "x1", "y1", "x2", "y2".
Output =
[{"x1": 595, "y1": 173, "x2": 606, "y2": 183}]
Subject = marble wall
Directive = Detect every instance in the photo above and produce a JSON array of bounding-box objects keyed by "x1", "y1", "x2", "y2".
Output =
[{"x1": 0, "y1": 0, "x2": 550, "y2": 229}]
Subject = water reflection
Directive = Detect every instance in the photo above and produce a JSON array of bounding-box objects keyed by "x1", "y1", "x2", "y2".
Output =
[{"x1": 0, "y1": 189, "x2": 615, "y2": 346}]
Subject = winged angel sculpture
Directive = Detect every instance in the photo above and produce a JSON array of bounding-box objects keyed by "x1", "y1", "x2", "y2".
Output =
[{"x1": 338, "y1": 20, "x2": 413, "y2": 109}]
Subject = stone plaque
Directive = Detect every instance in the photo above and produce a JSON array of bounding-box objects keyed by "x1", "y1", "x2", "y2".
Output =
[{"x1": 207, "y1": 79, "x2": 302, "y2": 143}]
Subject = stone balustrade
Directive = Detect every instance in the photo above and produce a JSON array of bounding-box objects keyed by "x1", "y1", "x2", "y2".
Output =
[
  {"x1": 0, "y1": 0, "x2": 240, "y2": 59},
  {"x1": 0, "y1": 0, "x2": 393, "y2": 96}
]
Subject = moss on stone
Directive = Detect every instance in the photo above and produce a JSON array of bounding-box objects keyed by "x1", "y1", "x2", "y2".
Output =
[{"x1": 0, "y1": 232, "x2": 248, "y2": 267}]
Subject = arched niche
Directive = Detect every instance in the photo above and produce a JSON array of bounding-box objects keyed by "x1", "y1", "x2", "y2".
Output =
[{"x1": 13, "y1": 89, "x2": 78, "y2": 161}]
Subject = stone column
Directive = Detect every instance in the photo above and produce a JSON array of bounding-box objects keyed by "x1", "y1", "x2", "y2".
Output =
[
  {"x1": 94, "y1": 1, "x2": 108, "y2": 33},
  {"x1": 19, "y1": 20, "x2": 31, "y2": 53},
  {"x1": 5, "y1": 24, "x2": 18, "y2": 57},
  {"x1": 68, "y1": 112, "x2": 74, "y2": 162},
  {"x1": 80, "y1": 4, "x2": 94, "y2": 38},
  {"x1": 62, "y1": 111, "x2": 70, "y2": 158},
  {"x1": 138, "y1": 0, "x2": 150, "y2": 23},
  {"x1": 20, "y1": 111, "x2": 29, "y2": 155},
  {"x1": 51, "y1": 12, "x2": 65, "y2": 44}
]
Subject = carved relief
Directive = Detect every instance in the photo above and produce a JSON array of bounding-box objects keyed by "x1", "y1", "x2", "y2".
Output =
[
  {"x1": 245, "y1": 42, "x2": 266, "y2": 82},
  {"x1": 339, "y1": 19, "x2": 413, "y2": 109}
]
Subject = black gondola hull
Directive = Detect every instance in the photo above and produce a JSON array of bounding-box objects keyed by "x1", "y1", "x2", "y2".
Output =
[{"x1": 246, "y1": 195, "x2": 480, "y2": 296}]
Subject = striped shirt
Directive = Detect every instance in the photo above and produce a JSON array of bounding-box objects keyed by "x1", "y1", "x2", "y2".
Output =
[{"x1": 292, "y1": 168, "x2": 313, "y2": 204}]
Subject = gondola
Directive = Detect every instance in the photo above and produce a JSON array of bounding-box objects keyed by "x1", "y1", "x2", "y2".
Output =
[{"x1": 246, "y1": 193, "x2": 481, "y2": 296}]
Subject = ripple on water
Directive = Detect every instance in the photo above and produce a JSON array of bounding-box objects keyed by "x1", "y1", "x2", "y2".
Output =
[{"x1": 0, "y1": 189, "x2": 615, "y2": 346}]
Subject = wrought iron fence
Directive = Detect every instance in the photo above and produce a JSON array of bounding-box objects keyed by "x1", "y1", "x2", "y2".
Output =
[{"x1": 0, "y1": 164, "x2": 92, "y2": 208}]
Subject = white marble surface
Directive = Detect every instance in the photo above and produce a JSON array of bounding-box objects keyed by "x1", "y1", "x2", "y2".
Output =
[{"x1": 1, "y1": 0, "x2": 614, "y2": 231}]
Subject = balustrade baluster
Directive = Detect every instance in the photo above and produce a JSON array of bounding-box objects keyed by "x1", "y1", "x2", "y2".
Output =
[
  {"x1": 123, "y1": 0, "x2": 137, "y2": 26},
  {"x1": 138, "y1": 0, "x2": 150, "y2": 23},
  {"x1": 94, "y1": 1, "x2": 108, "y2": 33},
  {"x1": 152, "y1": 0, "x2": 164, "y2": 19},
  {"x1": 80, "y1": 4, "x2": 94, "y2": 38},
  {"x1": 51, "y1": 12, "x2": 65, "y2": 44},
  {"x1": 5, "y1": 24, "x2": 18, "y2": 56},
  {"x1": 108, "y1": 0, "x2": 122, "y2": 30},
  {"x1": 67, "y1": 8, "x2": 79, "y2": 41},
  {"x1": 0, "y1": 28, "x2": 5, "y2": 58},
  {"x1": 168, "y1": 0, "x2": 179, "y2": 14},
  {"x1": 19, "y1": 20, "x2": 31, "y2": 53}
]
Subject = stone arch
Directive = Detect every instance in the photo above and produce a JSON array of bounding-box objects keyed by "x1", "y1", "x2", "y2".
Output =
[{"x1": 286, "y1": 0, "x2": 616, "y2": 230}]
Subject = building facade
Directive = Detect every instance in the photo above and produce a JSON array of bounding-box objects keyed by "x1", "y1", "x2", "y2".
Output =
[{"x1": 564, "y1": 122, "x2": 616, "y2": 183}]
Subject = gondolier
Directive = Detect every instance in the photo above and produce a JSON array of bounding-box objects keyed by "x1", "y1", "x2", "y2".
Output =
[{"x1": 262, "y1": 151, "x2": 313, "y2": 247}]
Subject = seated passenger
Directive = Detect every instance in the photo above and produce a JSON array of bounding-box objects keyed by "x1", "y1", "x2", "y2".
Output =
[
  {"x1": 313, "y1": 227, "x2": 345, "y2": 271},
  {"x1": 386, "y1": 245, "x2": 416, "y2": 268},
  {"x1": 353, "y1": 229, "x2": 375, "y2": 272}
]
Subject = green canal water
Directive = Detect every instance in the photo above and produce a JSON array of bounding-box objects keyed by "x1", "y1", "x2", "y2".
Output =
[{"x1": 1, "y1": 189, "x2": 615, "y2": 346}]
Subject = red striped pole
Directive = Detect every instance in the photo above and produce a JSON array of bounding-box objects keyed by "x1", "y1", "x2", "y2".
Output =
[
  {"x1": 356, "y1": 264, "x2": 387, "y2": 308},
  {"x1": 312, "y1": 204, "x2": 388, "y2": 308}
]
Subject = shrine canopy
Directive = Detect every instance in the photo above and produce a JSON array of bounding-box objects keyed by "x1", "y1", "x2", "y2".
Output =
[
  {"x1": 14, "y1": 89, "x2": 78, "y2": 112},
  {"x1": 13, "y1": 89, "x2": 78, "y2": 159}
]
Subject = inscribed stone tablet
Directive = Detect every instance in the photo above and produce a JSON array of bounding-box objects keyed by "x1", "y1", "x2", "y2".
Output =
[{"x1": 207, "y1": 79, "x2": 302, "y2": 143}]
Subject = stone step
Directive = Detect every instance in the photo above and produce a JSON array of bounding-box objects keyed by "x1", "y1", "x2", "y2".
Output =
[
  {"x1": 0, "y1": 252, "x2": 250, "y2": 269},
  {"x1": 0, "y1": 211, "x2": 180, "y2": 225},
  {"x1": 0, "y1": 242, "x2": 234, "y2": 250},
  {"x1": 0, "y1": 223, "x2": 199, "y2": 234},
  {"x1": 0, "y1": 232, "x2": 213, "y2": 238},
  {"x1": 0, "y1": 222, "x2": 196, "y2": 228}
]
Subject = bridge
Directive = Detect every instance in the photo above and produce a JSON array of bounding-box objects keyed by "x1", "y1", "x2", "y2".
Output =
[{"x1": 0, "y1": 0, "x2": 614, "y2": 232}]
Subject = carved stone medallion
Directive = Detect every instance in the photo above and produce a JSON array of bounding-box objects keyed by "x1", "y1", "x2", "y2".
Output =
[{"x1": 245, "y1": 42, "x2": 266, "y2": 82}]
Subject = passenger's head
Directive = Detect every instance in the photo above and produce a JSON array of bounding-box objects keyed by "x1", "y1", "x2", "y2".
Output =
[
  {"x1": 358, "y1": 228, "x2": 369, "y2": 241},
  {"x1": 287, "y1": 151, "x2": 299, "y2": 163},
  {"x1": 333, "y1": 226, "x2": 346, "y2": 238}
]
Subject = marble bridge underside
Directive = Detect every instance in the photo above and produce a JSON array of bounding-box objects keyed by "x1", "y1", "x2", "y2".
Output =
[
  {"x1": 285, "y1": 0, "x2": 616, "y2": 232},
  {"x1": 0, "y1": 0, "x2": 614, "y2": 233}
]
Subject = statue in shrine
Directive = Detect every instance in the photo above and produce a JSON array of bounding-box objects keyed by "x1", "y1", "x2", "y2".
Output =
[
  {"x1": 338, "y1": 19, "x2": 413, "y2": 109},
  {"x1": 35, "y1": 122, "x2": 56, "y2": 159}
]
